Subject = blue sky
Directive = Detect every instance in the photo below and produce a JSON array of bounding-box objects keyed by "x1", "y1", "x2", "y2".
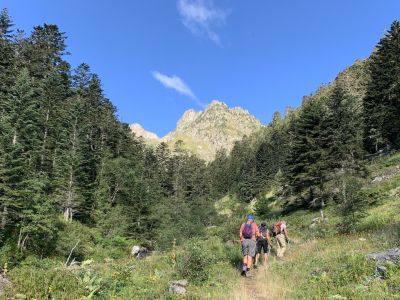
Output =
[{"x1": 3, "y1": 0, "x2": 400, "y2": 136}]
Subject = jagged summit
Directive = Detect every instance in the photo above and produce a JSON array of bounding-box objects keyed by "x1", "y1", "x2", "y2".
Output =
[
  {"x1": 130, "y1": 100, "x2": 263, "y2": 160},
  {"x1": 166, "y1": 100, "x2": 263, "y2": 160},
  {"x1": 129, "y1": 123, "x2": 159, "y2": 142}
]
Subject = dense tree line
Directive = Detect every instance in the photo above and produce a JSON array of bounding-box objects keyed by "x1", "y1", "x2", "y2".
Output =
[
  {"x1": 0, "y1": 9, "x2": 213, "y2": 256},
  {"x1": 209, "y1": 20, "x2": 400, "y2": 211},
  {"x1": 1, "y1": 8, "x2": 400, "y2": 257}
]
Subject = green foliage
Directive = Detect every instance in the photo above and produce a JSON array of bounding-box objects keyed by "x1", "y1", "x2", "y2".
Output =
[
  {"x1": 55, "y1": 221, "x2": 99, "y2": 261},
  {"x1": 364, "y1": 20, "x2": 400, "y2": 152},
  {"x1": 336, "y1": 176, "x2": 369, "y2": 233},
  {"x1": 177, "y1": 237, "x2": 225, "y2": 283},
  {"x1": 254, "y1": 193, "x2": 275, "y2": 217}
]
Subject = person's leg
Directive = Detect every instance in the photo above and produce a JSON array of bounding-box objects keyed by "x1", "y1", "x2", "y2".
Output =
[
  {"x1": 247, "y1": 240, "x2": 256, "y2": 270},
  {"x1": 262, "y1": 240, "x2": 268, "y2": 264},
  {"x1": 276, "y1": 234, "x2": 286, "y2": 258},
  {"x1": 276, "y1": 235, "x2": 283, "y2": 258},
  {"x1": 247, "y1": 255, "x2": 253, "y2": 269},
  {"x1": 242, "y1": 240, "x2": 249, "y2": 273},
  {"x1": 255, "y1": 241, "x2": 261, "y2": 266}
]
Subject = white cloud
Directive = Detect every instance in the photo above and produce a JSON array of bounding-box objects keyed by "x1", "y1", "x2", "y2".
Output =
[
  {"x1": 177, "y1": 0, "x2": 228, "y2": 44},
  {"x1": 152, "y1": 70, "x2": 193, "y2": 97}
]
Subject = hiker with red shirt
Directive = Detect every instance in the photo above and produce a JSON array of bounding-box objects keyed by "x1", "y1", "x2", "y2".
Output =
[{"x1": 239, "y1": 215, "x2": 259, "y2": 277}]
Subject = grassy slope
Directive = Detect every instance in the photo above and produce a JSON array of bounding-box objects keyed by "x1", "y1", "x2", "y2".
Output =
[
  {"x1": 228, "y1": 153, "x2": 400, "y2": 300},
  {"x1": 2, "y1": 154, "x2": 399, "y2": 299}
]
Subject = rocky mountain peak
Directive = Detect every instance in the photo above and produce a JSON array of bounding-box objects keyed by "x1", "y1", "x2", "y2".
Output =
[
  {"x1": 130, "y1": 100, "x2": 263, "y2": 161},
  {"x1": 162, "y1": 100, "x2": 263, "y2": 160},
  {"x1": 129, "y1": 123, "x2": 159, "y2": 142}
]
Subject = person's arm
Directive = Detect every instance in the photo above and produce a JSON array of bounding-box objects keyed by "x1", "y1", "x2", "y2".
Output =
[
  {"x1": 266, "y1": 231, "x2": 272, "y2": 247},
  {"x1": 254, "y1": 224, "x2": 260, "y2": 238},
  {"x1": 283, "y1": 227, "x2": 289, "y2": 242},
  {"x1": 239, "y1": 224, "x2": 244, "y2": 241}
]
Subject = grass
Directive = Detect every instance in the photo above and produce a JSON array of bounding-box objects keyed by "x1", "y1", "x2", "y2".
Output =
[{"x1": 2, "y1": 152, "x2": 400, "y2": 299}]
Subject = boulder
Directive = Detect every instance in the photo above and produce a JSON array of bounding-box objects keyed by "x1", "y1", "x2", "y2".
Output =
[
  {"x1": 131, "y1": 245, "x2": 152, "y2": 259},
  {"x1": 0, "y1": 274, "x2": 11, "y2": 295},
  {"x1": 131, "y1": 245, "x2": 140, "y2": 256},
  {"x1": 375, "y1": 265, "x2": 388, "y2": 278},
  {"x1": 137, "y1": 247, "x2": 151, "y2": 259},
  {"x1": 367, "y1": 248, "x2": 400, "y2": 263},
  {"x1": 169, "y1": 279, "x2": 188, "y2": 295}
]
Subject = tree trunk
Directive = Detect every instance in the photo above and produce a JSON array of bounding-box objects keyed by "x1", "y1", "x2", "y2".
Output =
[
  {"x1": 1, "y1": 205, "x2": 8, "y2": 230},
  {"x1": 40, "y1": 107, "x2": 50, "y2": 167}
]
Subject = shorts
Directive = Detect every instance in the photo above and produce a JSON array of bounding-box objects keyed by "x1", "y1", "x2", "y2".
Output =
[
  {"x1": 257, "y1": 239, "x2": 269, "y2": 254},
  {"x1": 242, "y1": 239, "x2": 256, "y2": 257}
]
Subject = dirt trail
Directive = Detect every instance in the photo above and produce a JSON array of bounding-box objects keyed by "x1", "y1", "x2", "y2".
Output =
[{"x1": 228, "y1": 263, "x2": 288, "y2": 300}]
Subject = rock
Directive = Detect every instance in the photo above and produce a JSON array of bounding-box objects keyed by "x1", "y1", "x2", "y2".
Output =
[
  {"x1": 131, "y1": 245, "x2": 140, "y2": 256},
  {"x1": 137, "y1": 247, "x2": 151, "y2": 259},
  {"x1": 328, "y1": 295, "x2": 347, "y2": 300},
  {"x1": 169, "y1": 279, "x2": 188, "y2": 295},
  {"x1": 375, "y1": 265, "x2": 388, "y2": 278},
  {"x1": 131, "y1": 245, "x2": 152, "y2": 259},
  {"x1": 367, "y1": 248, "x2": 400, "y2": 263},
  {"x1": 0, "y1": 274, "x2": 11, "y2": 295},
  {"x1": 372, "y1": 176, "x2": 384, "y2": 183}
]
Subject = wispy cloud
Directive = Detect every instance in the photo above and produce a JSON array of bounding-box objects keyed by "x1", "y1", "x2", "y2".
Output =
[
  {"x1": 152, "y1": 71, "x2": 205, "y2": 107},
  {"x1": 177, "y1": 0, "x2": 229, "y2": 44},
  {"x1": 152, "y1": 71, "x2": 196, "y2": 99}
]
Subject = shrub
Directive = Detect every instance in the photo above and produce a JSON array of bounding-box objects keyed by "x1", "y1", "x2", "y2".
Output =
[
  {"x1": 177, "y1": 237, "x2": 225, "y2": 283},
  {"x1": 55, "y1": 221, "x2": 100, "y2": 262}
]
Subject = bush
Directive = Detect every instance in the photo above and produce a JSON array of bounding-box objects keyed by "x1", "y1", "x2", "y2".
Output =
[
  {"x1": 5, "y1": 263, "x2": 85, "y2": 299},
  {"x1": 55, "y1": 221, "x2": 100, "y2": 262},
  {"x1": 177, "y1": 237, "x2": 225, "y2": 283}
]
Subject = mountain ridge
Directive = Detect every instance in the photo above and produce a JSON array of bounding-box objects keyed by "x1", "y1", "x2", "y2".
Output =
[{"x1": 130, "y1": 100, "x2": 264, "y2": 160}]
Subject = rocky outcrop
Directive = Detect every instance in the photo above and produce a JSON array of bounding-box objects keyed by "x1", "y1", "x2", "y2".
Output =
[
  {"x1": 129, "y1": 123, "x2": 160, "y2": 144},
  {"x1": 367, "y1": 248, "x2": 400, "y2": 263},
  {"x1": 162, "y1": 100, "x2": 263, "y2": 160},
  {"x1": 169, "y1": 279, "x2": 188, "y2": 295},
  {"x1": 367, "y1": 248, "x2": 400, "y2": 279},
  {"x1": 130, "y1": 100, "x2": 263, "y2": 161}
]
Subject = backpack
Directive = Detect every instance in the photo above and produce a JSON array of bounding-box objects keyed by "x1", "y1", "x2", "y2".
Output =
[
  {"x1": 259, "y1": 226, "x2": 268, "y2": 239},
  {"x1": 242, "y1": 223, "x2": 253, "y2": 239},
  {"x1": 272, "y1": 221, "x2": 282, "y2": 237}
]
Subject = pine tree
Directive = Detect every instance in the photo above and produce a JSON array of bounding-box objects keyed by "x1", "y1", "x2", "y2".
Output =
[
  {"x1": 364, "y1": 20, "x2": 400, "y2": 152},
  {"x1": 287, "y1": 98, "x2": 334, "y2": 207}
]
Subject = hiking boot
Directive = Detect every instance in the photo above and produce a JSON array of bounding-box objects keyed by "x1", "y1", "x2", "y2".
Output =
[
  {"x1": 245, "y1": 270, "x2": 252, "y2": 278},
  {"x1": 241, "y1": 270, "x2": 246, "y2": 276}
]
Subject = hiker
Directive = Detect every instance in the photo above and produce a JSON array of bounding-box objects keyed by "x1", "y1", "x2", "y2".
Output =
[
  {"x1": 255, "y1": 222, "x2": 272, "y2": 266},
  {"x1": 239, "y1": 215, "x2": 259, "y2": 277},
  {"x1": 272, "y1": 220, "x2": 289, "y2": 258}
]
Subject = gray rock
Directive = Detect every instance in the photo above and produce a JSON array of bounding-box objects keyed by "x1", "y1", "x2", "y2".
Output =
[
  {"x1": 169, "y1": 279, "x2": 188, "y2": 295},
  {"x1": 0, "y1": 274, "x2": 11, "y2": 295},
  {"x1": 137, "y1": 247, "x2": 151, "y2": 259},
  {"x1": 367, "y1": 248, "x2": 400, "y2": 263},
  {"x1": 131, "y1": 245, "x2": 140, "y2": 256},
  {"x1": 131, "y1": 246, "x2": 152, "y2": 259},
  {"x1": 375, "y1": 265, "x2": 388, "y2": 278},
  {"x1": 328, "y1": 295, "x2": 347, "y2": 300},
  {"x1": 171, "y1": 279, "x2": 188, "y2": 286}
]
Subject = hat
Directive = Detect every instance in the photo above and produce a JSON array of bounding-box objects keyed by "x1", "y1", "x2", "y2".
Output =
[{"x1": 247, "y1": 215, "x2": 254, "y2": 220}]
